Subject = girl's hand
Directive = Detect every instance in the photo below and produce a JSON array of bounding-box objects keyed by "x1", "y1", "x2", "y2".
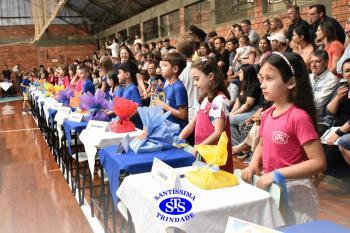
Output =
[
  {"x1": 244, "y1": 119, "x2": 252, "y2": 124},
  {"x1": 154, "y1": 98, "x2": 167, "y2": 110},
  {"x1": 253, "y1": 113, "x2": 262, "y2": 122},
  {"x1": 256, "y1": 172, "x2": 274, "y2": 190},
  {"x1": 241, "y1": 164, "x2": 259, "y2": 184},
  {"x1": 327, "y1": 132, "x2": 340, "y2": 145},
  {"x1": 141, "y1": 90, "x2": 148, "y2": 99}
]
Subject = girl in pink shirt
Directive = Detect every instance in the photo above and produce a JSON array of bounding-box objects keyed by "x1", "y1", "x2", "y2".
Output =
[
  {"x1": 241, "y1": 52, "x2": 326, "y2": 225},
  {"x1": 57, "y1": 66, "x2": 70, "y2": 88}
]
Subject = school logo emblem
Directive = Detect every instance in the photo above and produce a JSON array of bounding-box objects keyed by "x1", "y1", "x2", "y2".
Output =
[
  {"x1": 272, "y1": 131, "x2": 289, "y2": 144},
  {"x1": 154, "y1": 189, "x2": 195, "y2": 222}
]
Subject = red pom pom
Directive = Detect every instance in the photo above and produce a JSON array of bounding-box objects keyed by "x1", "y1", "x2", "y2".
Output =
[{"x1": 110, "y1": 97, "x2": 138, "y2": 133}]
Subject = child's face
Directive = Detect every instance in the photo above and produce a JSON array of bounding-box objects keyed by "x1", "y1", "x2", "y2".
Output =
[
  {"x1": 259, "y1": 39, "x2": 268, "y2": 52},
  {"x1": 161, "y1": 61, "x2": 175, "y2": 79},
  {"x1": 148, "y1": 64, "x2": 156, "y2": 76},
  {"x1": 59, "y1": 68, "x2": 64, "y2": 76},
  {"x1": 238, "y1": 38, "x2": 246, "y2": 47},
  {"x1": 107, "y1": 78, "x2": 114, "y2": 87},
  {"x1": 199, "y1": 46, "x2": 207, "y2": 56},
  {"x1": 192, "y1": 68, "x2": 211, "y2": 93},
  {"x1": 69, "y1": 69, "x2": 74, "y2": 77},
  {"x1": 118, "y1": 69, "x2": 128, "y2": 84},
  {"x1": 260, "y1": 63, "x2": 292, "y2": 102},
  {"x1": 79, "y1": 70, "x2": 88, "y2": 80}
]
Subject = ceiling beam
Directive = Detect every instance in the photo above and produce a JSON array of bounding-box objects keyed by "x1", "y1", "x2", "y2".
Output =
[
  {"x1": 56, "y1": 17, "x2": 91, "y2": 34},
  {"x1": 130, "y1": 0, "x2": 148, "y2": 9},
  {"x1": 65, "y1": 3, "x2": 108, "y2": 27},
  {"x1": 86, "y1": 0, "x2": 123, "y2": 21},
  {"x1": 92, "y1": 0, "x2": 120, "y2": 20}
]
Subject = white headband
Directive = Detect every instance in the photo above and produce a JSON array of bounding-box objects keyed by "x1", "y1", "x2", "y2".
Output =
[{"x1": 272, "y1": 51, "x2": 295, "y2": 76}]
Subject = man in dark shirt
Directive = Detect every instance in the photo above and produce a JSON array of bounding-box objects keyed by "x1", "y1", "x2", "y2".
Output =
[
  {"x1": 2, "y1": 65, "x2": 12, "y2": 82},
  {"x1": 214, "y1": 37, "x2": 230, "y2": 75},
  {"x1": 227, "y1": 38, "x2": 239, "y2": 67},
  {"x1": 287, "y1": 5, "x2": 309, "y2": 41},
  {"x1": 1, "y1": 65, "x2": 14, "y2": 97},
  {"x1": 309, "y1": 4, "x2": 345, "y2": 45},
  {"x1": 162, "y1": 38, "x2": 176, "y2": 51}
]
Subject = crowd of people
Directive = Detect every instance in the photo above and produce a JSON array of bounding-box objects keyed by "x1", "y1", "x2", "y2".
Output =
[{"x1": 1, "y1": 3, "x2": 350, "y2": 226}]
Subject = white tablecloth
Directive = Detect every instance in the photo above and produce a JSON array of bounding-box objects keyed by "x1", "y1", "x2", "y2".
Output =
[
  {"x1": 117, "y1": 167, "x2": 285, "y2": 233},
  {"x1": 0, "y1": 82, "x2": 13, "y2": 91},
  {"x1": 43, "y1": 98, "x2": 58, "y2": 125},
  {"x1": 79, "y1": 129, "x2": 143, "y2": 177}
]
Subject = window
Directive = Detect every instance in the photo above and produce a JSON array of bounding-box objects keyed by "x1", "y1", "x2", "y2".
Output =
[
  {"x1": 262, "y1": 0, "x2": 315, "y2": 14},
  {"x1": 160, "y1": 10, "x2": 180, "y2": 38},
  {"x1": 128, "y1": 24, "x2": 141, "y2": 43},
  {"x1": 215, "y1": 0, "x2": 254, "y2": 24},
  {"x1": 143, "y1": 17, "x2": 159, "y2": 41},
  {"x1": 184, "y1": 0, "x2": 211, "y2": 32},
  {"x1": 117, "y1": 29, "x2": 127, "y2": 43}
]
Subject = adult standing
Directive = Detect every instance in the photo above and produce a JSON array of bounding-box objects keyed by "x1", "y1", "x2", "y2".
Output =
[
  {"x1": 105, "y1": 38, "x2": 120, "y2": 58},
  {"x1": 2, "y1": 65, "x2": 12, "y2": 82},
  {"x1": 13, "y1": 64, "x2": 22, "y2": 94},
  {"x1": 1, "y1": 65, "x2": 13, "y2": 97}
]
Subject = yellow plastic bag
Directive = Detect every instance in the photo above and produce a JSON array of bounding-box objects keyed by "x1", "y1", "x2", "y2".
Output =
[
  {"x1": 45, "y1": 91, "x2": 52, "y2": 97},
  {"x1": 44, "y1": 83, "x2": 53, "y2": 92},
  {"x1": 185, "y1": 132, "x2": 239, "y2": 189},
  {"x1": 53, "y1": 85, "x2": 65, "y2": 96}
]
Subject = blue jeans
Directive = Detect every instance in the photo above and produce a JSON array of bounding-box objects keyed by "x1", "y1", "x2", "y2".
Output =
[
  {"x1": 338, "y1": 133, "x2": 350, "y2": 150},
  {"x1": 229, "y1": 107, "x2": 258, "y2": 146}
]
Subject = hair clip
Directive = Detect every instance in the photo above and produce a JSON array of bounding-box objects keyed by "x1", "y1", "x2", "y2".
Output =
[{"x1": 272, "y1": 51, "x2": 295, "y2": 76}]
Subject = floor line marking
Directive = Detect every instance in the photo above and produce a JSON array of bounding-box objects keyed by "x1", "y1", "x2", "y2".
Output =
[{"x1": 0, "y1": 128, "x2": 40, "y2": 133}]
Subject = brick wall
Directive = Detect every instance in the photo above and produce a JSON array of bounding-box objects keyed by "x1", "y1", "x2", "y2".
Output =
[
  {"x1": 46, "y1": 25, "x2": 90, "y2": 39},
  {"x1": 0, "y1": 25, "x2": 35, "y2": 40},
  {"x1": 0, "y1": 24, "x2": 97, "y2": 72},
  {"x1": 37, "y1": 44, "x2": 97, "y2": 68},
  {"x1": 0, "y1": 43, "x2": 37, "y2": 71}
]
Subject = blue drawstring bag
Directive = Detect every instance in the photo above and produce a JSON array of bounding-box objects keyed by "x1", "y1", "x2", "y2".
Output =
[{"x1": 129, "y1": 106, "x2": 180, "y2": 153}]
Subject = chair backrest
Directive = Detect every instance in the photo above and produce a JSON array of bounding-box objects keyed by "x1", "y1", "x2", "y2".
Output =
[{"x1": 234, "y1": 169, "x2": 281, "y2": 208}]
